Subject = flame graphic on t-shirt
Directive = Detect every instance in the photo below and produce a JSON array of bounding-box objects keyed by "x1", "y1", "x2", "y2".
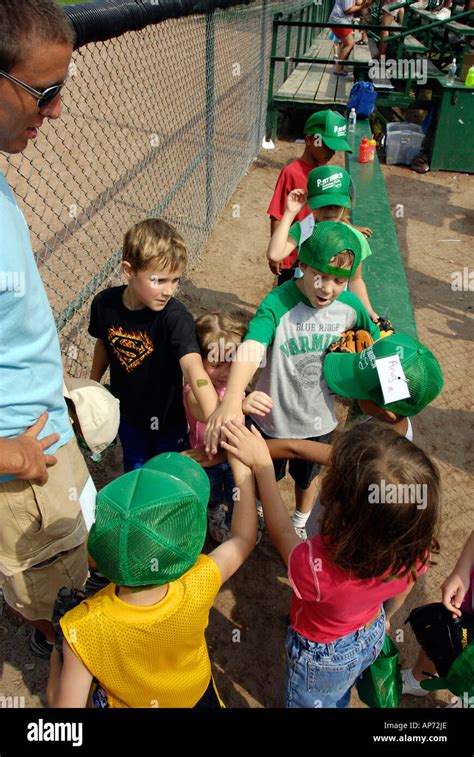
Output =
[{"x1": 108, "y1": 325, "x2": 154, "y2": 372}]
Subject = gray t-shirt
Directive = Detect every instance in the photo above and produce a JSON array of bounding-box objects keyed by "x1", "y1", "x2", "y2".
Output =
[{"x1": 245, "y1": 281, "x2": 379, "y2": 439}]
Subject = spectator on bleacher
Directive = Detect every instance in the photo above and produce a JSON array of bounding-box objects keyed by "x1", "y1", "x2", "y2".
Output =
[
  {"x1": 0, "y1": 0, "x2": 89, "y2": 659},
  {"x1": 328, "y1": 0, "x2": 369, "y2": 73}
]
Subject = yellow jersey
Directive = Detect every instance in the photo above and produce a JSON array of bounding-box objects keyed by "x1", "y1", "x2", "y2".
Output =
[{"x1": 60, "y1": 554, "x2": 222, "y2": 707}]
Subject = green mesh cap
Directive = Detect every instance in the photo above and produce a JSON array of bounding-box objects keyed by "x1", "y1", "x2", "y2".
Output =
[
  {"x1": 421, "y1": 641, "x2": 474, "y2": 698},
  {"x1": 88, "y1": 453, "x2": 210, "y2": 586},
  {"x1": 298, "y1": 221, "x2": 362, "y2": 278},
  {"x1": 324, "y1": 333, "x2": 444, "y2": 416}
]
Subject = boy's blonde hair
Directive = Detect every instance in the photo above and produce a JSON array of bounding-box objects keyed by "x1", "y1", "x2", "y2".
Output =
[
  {"x1": 195, "y1": 311, "x2": 250, "y2": 357},
  {"x1": 329, "y1": 249, "x2": 354, "y2": 270},
  {"x1": 123, "y1": 218, "x2": 187, "y2": 272}
]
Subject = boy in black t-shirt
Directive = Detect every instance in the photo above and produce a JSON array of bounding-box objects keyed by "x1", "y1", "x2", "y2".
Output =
[{"x1": 89, "y1": 219, "x2": 218, "y2": 472}]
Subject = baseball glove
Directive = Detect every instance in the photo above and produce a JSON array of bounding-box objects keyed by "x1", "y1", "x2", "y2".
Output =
[
  {"x1": 326, "y1": 317, "x2": 395, "y2": 355},
  {"x1": 405, "y1": 602, "x2": 474, "y2": 677}
]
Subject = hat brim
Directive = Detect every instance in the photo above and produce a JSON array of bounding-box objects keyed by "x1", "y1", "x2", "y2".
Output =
[
  {"x1": 322, "y1": 136, "x2": 352, "y2": 152},
  {"x1": 323, "y1": 352, "x2": 374, "y2": 400},
  {"x1": 308, "y1": 194, "x2": 351, "y2": 210}
]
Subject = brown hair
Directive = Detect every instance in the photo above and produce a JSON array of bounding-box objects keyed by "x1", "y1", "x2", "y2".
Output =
[
  {"x1": 123, "y1": 218, "x2": 187, "y2": 273},
  {"x1": 319, "y1": 421, "x2": 440, "y2": 581},
  {"x1": 329, "y1": 249, "x2": 354, "y2": 270},
  {"x1": 0, "y1": 0, "x2": 74, "y2": 72},
  {"x1": 195, "y1": 311, "x2": 250, "y2": 358}
]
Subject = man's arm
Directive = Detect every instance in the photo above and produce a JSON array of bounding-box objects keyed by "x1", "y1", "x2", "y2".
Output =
[
  {"x1": 180, "y1": 353, "x2": 219, "y2": 423},
  {"x1": 90, "y1": 339, "x2": 110, "y2": 382},
  {"x1": 47, "y1": 643, "x2": 93, "y2": 708},
  {"x1": 204, "y1": 340, "x2": 266, "y2": 455},
  {"x1": 0, "y1": 412, "x2": 59, "y2": 484}
]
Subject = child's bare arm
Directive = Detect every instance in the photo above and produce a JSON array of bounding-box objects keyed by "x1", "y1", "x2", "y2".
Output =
[
  {"x1": 181, "y1": 446, "x2": 227, "y2": 467},
  {"x1": 47, "y1": 644, "x2": 93, "y2": 708},
  {"x1": 266, "y1": 190, "x2": 306, "y2": 263},
  {"x1": 348, "y1": 263, "x2": 379, "y2": 321},
  {"x1": 208, "y1": 454, "x2": 257, "y2": 583},
  {"x1": 221, "y1": 421, "x2": 300, "y2": 564},
  {"x1": 441, "y1": 531, "x2": 474, "y2": 617},
  {"x1": 90, "y1": 339, "x2": 110, "y2": 382},
  {"x1": 265, "y1": 437, "x2": 332, "y2": 466},
  {"x1": 204, "y1": 340, "x2": 266, "y2": 455},
  {"x1": 180, "y1": 353, "x2": 219, "y2": 422},
  {"x1": 383, "y1": 584, "x2": 414, "y2": 628}
]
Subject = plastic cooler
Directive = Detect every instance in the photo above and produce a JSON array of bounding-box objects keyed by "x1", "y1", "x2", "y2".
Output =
[{"x1": 385, "y1": 123, "x2": 425, "y2": 166}]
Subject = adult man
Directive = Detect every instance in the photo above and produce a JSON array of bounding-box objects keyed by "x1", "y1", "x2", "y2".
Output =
[{"x1": 0, "y1": 0, "x2": 88, "y2": 658}]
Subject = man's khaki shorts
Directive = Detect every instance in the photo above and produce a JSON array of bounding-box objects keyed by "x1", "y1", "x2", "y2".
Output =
[
  {"x1": 0, "y1": 436, "x2": 89, "y2": 621},
  {"x1": 1, "y1": 542, "x2": 88, "y2": 621}
]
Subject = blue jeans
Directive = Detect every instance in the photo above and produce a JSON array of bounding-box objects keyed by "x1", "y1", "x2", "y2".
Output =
[
  {"x1": 119, "y1": 418, "x2": 187, "y2": 473},
  {"x1": 206, "y1": 461, "x2": 235, "y2": 527},
  {"x1": 284, "y1": 610, "x2": 385, "y2": 708}
]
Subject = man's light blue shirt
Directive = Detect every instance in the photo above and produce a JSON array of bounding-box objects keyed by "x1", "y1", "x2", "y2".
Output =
[{"x1": 0, "y1": 172, "x2": 72, "y2": 479}]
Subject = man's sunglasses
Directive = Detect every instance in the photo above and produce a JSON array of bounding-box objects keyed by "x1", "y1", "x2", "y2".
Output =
[{"x1": 0, "y1": 70, "x2": 66, "y2": 108}]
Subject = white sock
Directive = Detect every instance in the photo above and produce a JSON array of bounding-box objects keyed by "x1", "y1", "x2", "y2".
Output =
[
  {"x1": 255, "y1": 497, "x2": 264, "y2": 517},
  {"x1": 404, "y1": 668, "x2": 423, "y2": 689},
  {"x1": 291, "y1": 510, "x2": 310, "y2": 528}
]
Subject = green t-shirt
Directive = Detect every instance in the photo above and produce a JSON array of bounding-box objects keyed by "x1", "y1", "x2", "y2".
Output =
[{"x1": 244, "y1": 281, "x2": 379, "y2": 438}]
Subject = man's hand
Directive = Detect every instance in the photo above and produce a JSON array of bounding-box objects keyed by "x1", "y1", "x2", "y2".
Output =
[
  {"x1": 5, "y1": 412, "x2": 59, "y2": 484},
  {"x1": 268, "y1": 259, "x2": 282, "y2": 276},
  {"x1": 220, "y1": 420, "x2": 272, "y2": 471},
  {"x1": 286, "y1": 188, "x2": 307, "y2": 217},
  {"x1": 242, "y1": 391, "x2": 273, "y2": 417}
]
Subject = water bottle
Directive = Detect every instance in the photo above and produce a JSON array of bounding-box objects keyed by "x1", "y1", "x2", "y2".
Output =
[
  {"x1": 348, "y1": 108, "x2": 357, "y2": 133},
  {"x1": 446, "y1": 58, "x2": 457, "y2": 86}
]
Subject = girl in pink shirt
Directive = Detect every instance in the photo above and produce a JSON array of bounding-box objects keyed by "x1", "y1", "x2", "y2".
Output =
[
  {"x1": 221, "y1": 420, "x2": 441, "y2": 708},
  {"x1": 183, "y1": 311, "x2": 272, "y2": 542}
]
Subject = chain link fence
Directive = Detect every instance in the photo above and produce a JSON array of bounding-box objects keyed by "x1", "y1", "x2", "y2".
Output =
[{"x1": 2, "y1": 0, "x2": 310, "y2": 375}]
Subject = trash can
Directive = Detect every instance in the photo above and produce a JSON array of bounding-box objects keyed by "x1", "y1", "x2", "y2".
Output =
[{"x1": 385, "y1": 123, "x2": 425, "y2": 166}]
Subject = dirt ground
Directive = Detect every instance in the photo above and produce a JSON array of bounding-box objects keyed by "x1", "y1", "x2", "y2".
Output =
[{"x1": 1, "y1": 137, "x2": 472, "y2": 710}]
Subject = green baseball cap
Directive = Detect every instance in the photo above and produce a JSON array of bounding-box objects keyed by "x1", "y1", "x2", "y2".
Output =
[
  {"x1": 298, "y1": 221, "x2": 362, "y2": 278},
  {"x1": 88, "y1": 453, "x2": 210, "y2": 586},
  {"x1": 323, "y1": 333, "x2": 444, "y2": 416},
  {"x1": 421, "y1": 641, "x2": 474, "y2": 698},
  {"x1": 307, "y1": 166, "x2": 352, "y2": 210},
  {"x1": 304, "y1": 110, "x2": 352, "y2": 152}
]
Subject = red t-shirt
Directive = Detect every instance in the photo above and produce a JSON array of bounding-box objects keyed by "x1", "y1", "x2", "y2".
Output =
[
  {"x1": 288, "y1": 535, "x2": 428, "y2": 643},
  {"x1": 267, "y1": 159, "x2": 324, "y2": 269}
]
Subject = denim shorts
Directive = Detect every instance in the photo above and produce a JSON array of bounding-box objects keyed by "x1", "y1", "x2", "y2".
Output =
[
  {"x1": 284, "y1": 610, "x2": 385, "y2": 708},
  {"x1": 206, "y1": 461, "x2": 235, "y2": 526}
]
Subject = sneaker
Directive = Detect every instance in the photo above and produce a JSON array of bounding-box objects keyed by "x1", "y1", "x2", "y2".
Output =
[
  {"x1": 294, "y1": 526, "x2": 307, "y2": 540},
  {"x1": 207, "y1": 505, "x2": 231, "y2": 543},
  {"x1": 401, "y1": 668, "x2": 429, "y2": 697},
  {"x1": 433, "y1": 7, "x2": 450, "y2": 18},
  {"x1": 29, "y1": 628, "x2": 53, "y2": 660},
  {"x1": 86, "y1": 570, "x2": 110, "y2": 593}
]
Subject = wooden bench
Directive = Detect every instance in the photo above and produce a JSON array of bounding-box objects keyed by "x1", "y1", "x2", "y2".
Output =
[
  {"x1": 403, "y1": 33, "x2": 429, "y2": 53},
  {"x1": 274, "y1": 34, "x2": 372, "y2": 108},
  {"x1": 345, "y1": 121, "x2": 417, "y2": 337}
]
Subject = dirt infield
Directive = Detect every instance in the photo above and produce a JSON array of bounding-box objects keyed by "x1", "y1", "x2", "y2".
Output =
[{"x1": 1, "y1": 138, "x2": 472, "y2": 709}]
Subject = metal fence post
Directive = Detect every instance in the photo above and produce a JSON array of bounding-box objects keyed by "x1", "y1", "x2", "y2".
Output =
[{"x1": 205, "y1": 10, "x2": 216, "y2": 230}]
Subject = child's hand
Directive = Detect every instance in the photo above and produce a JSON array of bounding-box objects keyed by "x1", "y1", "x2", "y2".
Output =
[
  {"x1": 369, "y1": 310, "x2": 379, "y2": 322},
  {"x1": 441, "y1": 569, "x2": 470, "y2": 618},
  {"x1": 221, "y1": 420, "x2": 272, "y2": 470},
  {"x1": 285, "y1": 189, "x2": 307, "y2": 217},
  {"x1": 355, "y1": 225, "x2": 372, "y2": 237},
  {"x1": 205, "y1": 401, "x2": 244, "y2": 456},
  {"x1": 181, "y1": 447, "x2": 224, "y2": 468},
  {"x1": 242, "y1": 391, "x2": 273, "y2": 417},
  {"x1": 268, "y1": 259, "x2": 282, "y2": 276}
]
